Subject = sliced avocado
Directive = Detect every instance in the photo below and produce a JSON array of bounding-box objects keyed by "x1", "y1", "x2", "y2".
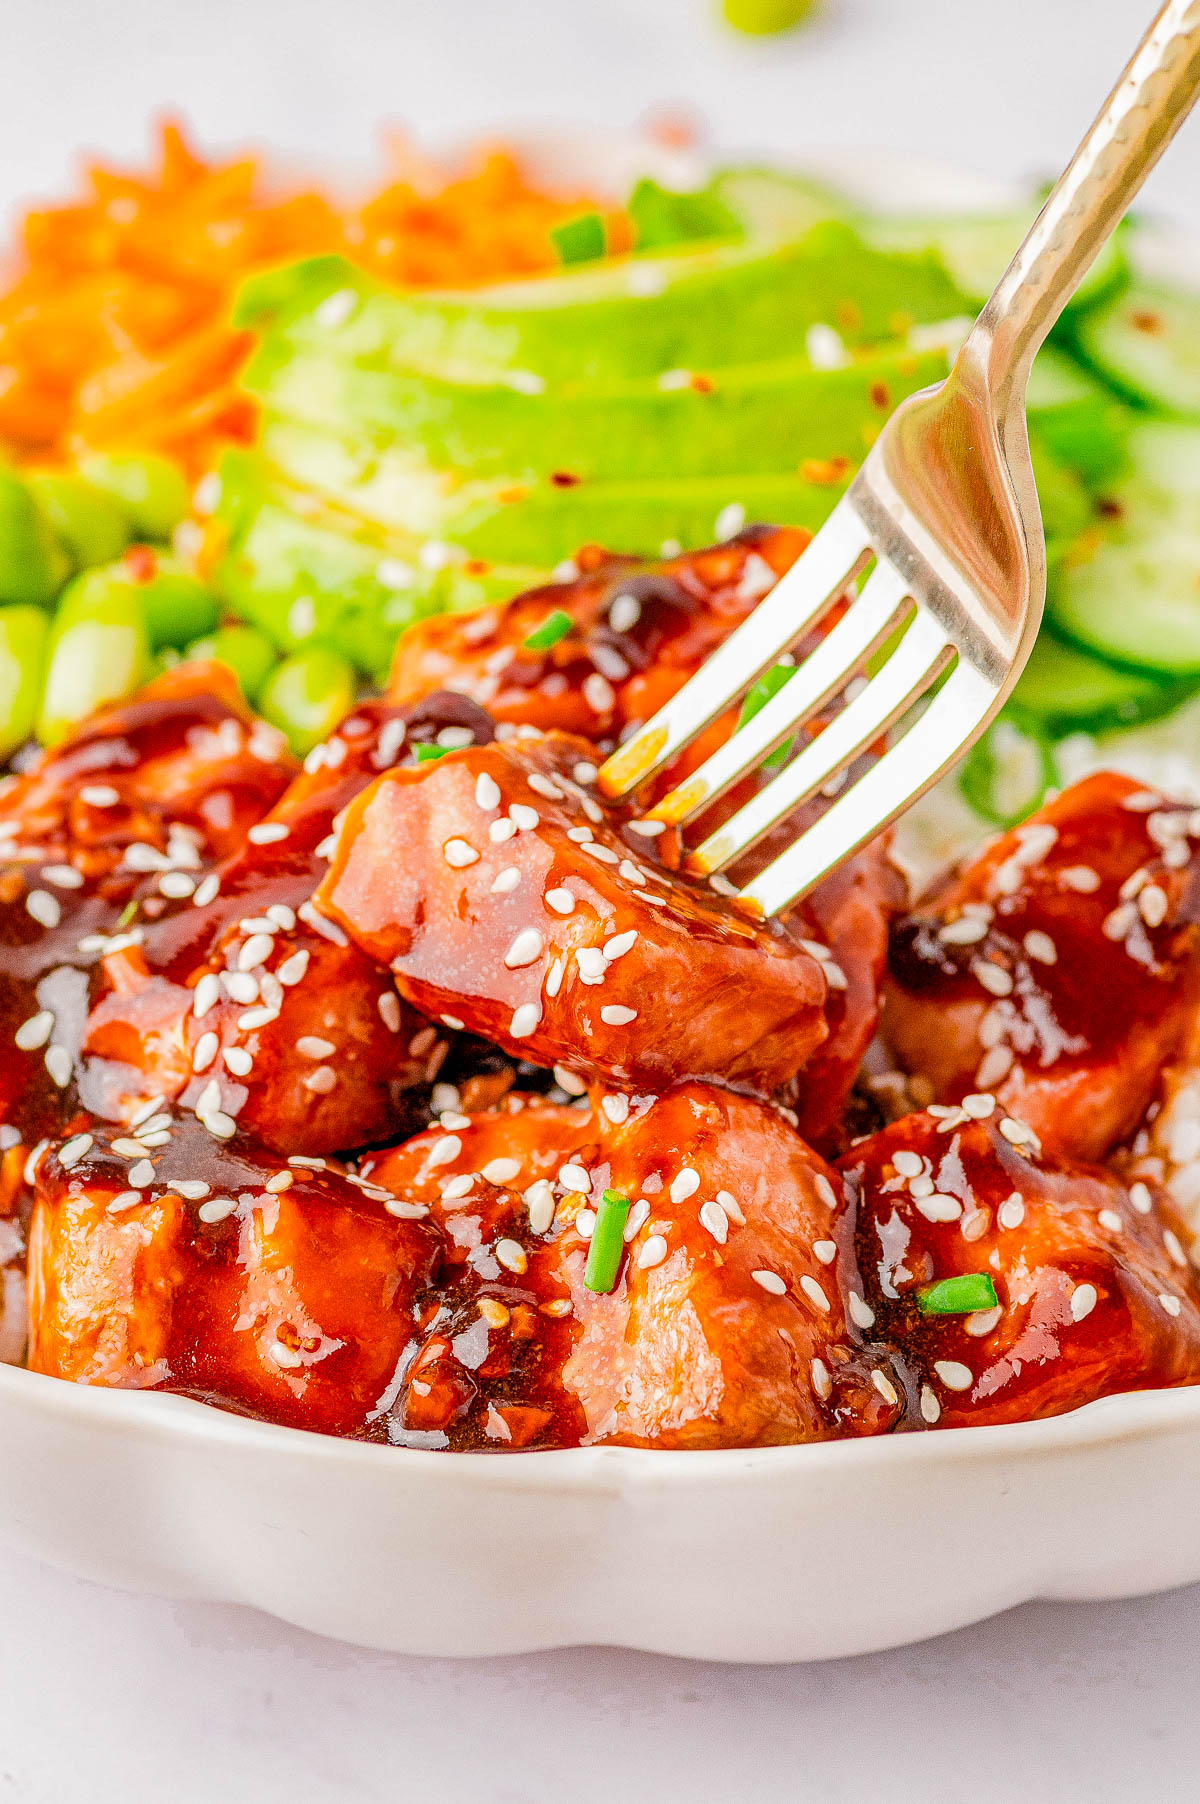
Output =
[
  {"x1": 236, "y1": 226, "x2": 964, "y2": 387},
  {"x1": 247, "y1": 340, "x2": 948, "y2": 484}
]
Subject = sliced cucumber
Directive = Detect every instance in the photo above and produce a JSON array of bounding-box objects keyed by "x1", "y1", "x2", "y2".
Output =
[
  {"x1": 1027, "y1": 347, "x2": 1131, "y2": 487},
  {"x1": 1073, "y1": 279, "x2": 1200, "y2": 415},
  {"x1": 709, "y1": 167, "x2": 848, "y2": 240},
  {"x1": 958, "y1": 718, "x2": 1057, "y2": 829},
  {"x1": 1047, "y1": 421, "x2": 1200, "y2": 673},
  {"x1": 863, "y1": 211, "x2": 1127, "y2": 321},
  {"x1": 1007, "y1": 629, "x2": 1195, "y2": 734}
]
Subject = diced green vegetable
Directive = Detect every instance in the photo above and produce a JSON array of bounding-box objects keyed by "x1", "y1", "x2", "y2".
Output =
[
  {"x1": 551, "y1": 213, "x2": 607, "y2": 266},
  {"x1": 0, "y1": 605, "x2": 49, "y2": 759},
  {"x1": 37, "y1": 579, "x2": 151, "y2": 745},
  {"x1": 184, "y1": 624, "x2": 278, "y2": 704},
  {"x1": 737, "y1": 659, "x2": 796, "y2": 770},
  {"x1": 0, "y1": 469, "x2": 71, "y2": 606},
  {"x1": 523, "y1": 609, "x2": 573, "y2": 650},
  {"x1": 76, "y1": 451, "x2": 190, "y2": 540},
  {"x1": 917, "y1": 1273, "x2": 998, "y2": 1316},
  {"x1": 957, "y1": 717, "x2": 1057, "y2": 828},
  {"x1": 258, "y1": 647, "x2": 355, "y2": 755},
  {"x1": 584, "y1": 1189, "x2": 632, "y2": 1293},
  {"x1": 414, "y1": 743, "x2": 451, "y2": 762},
  {"x1": 26, "y1": 471, "x2": 131, "y2": 570},
  {"x1": 627, "y1": 178, "x2": 742, "y2": 252},
  {"x1": 62, "y1": 554, "x2": 218, "y2": 652}
]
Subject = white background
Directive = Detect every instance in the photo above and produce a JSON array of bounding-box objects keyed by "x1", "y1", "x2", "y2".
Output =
[{"x1": 3, "y1": 1, "x2": 1200, "y2": 1798}]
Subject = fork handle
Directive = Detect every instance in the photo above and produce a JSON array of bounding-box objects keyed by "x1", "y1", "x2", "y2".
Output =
[{"x1": 976, "y1": 0, "x2": 1200, "y2": 394}]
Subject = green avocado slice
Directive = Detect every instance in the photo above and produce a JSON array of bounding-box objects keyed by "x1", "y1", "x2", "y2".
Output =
[
  {"x1": 246, "y1": 341, "x2": 948, "y2": 484},
  {"x1": 234, "y1": 224, "x2": 964, "y2": 387}
]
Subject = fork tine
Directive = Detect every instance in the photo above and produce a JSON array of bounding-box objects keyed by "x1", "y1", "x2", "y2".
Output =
[
  {"x1": 650, "y1": 560, "x2": 913, "y2": 827},
  {"x1": 597, "y1": 499, "x2": 871, "y2": 799},
  {"x1": 738, "y1": 662, "x2": 995, "y2": 917},
  {"x1": 687, "y1": 611, "x2": 954, "y2": 877}
]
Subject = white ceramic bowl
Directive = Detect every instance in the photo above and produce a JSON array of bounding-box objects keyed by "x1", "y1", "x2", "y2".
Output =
[{"x1": 7, "y1": 140, "x2": 1200, "y2": 1664}]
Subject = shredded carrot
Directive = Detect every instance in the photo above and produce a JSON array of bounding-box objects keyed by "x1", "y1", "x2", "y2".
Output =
[{"x1": 0, "y1": 120, "x2": 622, "y2": 476}]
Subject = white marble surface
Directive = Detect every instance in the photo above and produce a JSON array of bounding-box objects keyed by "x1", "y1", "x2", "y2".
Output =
[{"x1": 3, "y1": 0, "x2": 1200, "y2": 1796}]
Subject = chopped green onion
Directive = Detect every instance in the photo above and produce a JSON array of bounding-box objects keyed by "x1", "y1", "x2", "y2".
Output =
[
  {"x1": 584, "y1": 1188, "x2": 631, "y2": 1293},
  {"x1": 523, "y1": 608, "x2": 574, "y2": 651},
  {"x1": 116, "y1": 899, "x2": 139, "y2": 930},
  {"x1": 917, "y1": 1273, "x2": 998, "y2": 1316},
  {"x1": 414, "y1": 742, "x2": 451, "y2": 762},
  {"x1": 736, "y1": 659, "x2": 795, "y2": 770},
  {"x1": 551, "y1": 212, "x2": 607, "y2": 266},
  {"x1": 627, "y1": 178, "x2": 742, "y2": 252}
]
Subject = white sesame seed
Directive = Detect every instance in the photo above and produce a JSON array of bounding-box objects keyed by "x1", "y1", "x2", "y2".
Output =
[
  {"x1": 574, "y1": 1208, "x2": 596, "y2": 1240},
  {"x1": 545, "y1": 887, "x2": 575, "y2": 914},
  {"x1": 893, "y1": 1150, "x2": 923, "y2": 1178},
  {"x1": 58, "y1": 1133, "x2": 93, "y2": 1169},
  {"x1": 237, "y1": 1006, "x2": 278, "y2": 1032},
  {"x1": 637, "y1": 1234, "x2": 668, "y2": 1270},
  {"x1": 297, "y1": 1036, "x2": 336, "y2": 1059},
  {"x1": 920, "y1": 1386, "x2": 941, "y2": 1423},
  {"x1": 670, "y1": 1169, "x2": 700, "y2": 1203},
  {"x1": 482, "y1": 1158, "x2": 521, "y2": 1186},
  {"x1": 1139, "y1": 884, "x2": 1169, "y2": 928},
  {"x1": 490, "y1": 866, "x2": 521, "y2": 895},
  {"x1": 524, "y1": 1180, "x2": 556, "y2": 1234},
  {"x1": 584, "y1": 673, "x2": 615, "y2": 714},
  {"x1": 576, "y1": 947, "x2": 607, "y2": 983},
  {"x1": 509, "y1": 804, "x2": 539, "y2": 832},
  {"x1": 192, "y1": 1032, "x2": 219, "y2": 1072},
  {"x1": 489, "y1": 818, "x2": 518, "y2": 844},
  {"x1": 224, "y1": 971, "x2": 258, "y2": 1006},
  {"x1": 1023, "y1": 930, "x2": 1057, "y2": 965},
  {"x1": 192, "y1": 874, "x2": 221, "y2": 909},
  {"x1": 440, "y1": 1174, "x2": 475, "y2": 1202},
  {"x1": 1098, "y1": 1208, "x2": 1123, "y2": 1233},
  {"x1": 545, "y1": 957, "x2": 565, "y2": 998},
  {"x1": 552, "y1": 1064, "x2": 587, "y2": 1096},
  {"x1": 972, "y1": 960, "x2": 1013, "y2": 997},
  {"x1": 198, "y1": 1196, "x2": 238, "y2": 1224},
  {"x1": 80, "y1": 784, "x2": 120, "y2": 806},
  {"x1": 601, "y1": 1005, "x2": 637, "y2": 1025},
  {"x1": 374, "y1": 992, "x2": 400, "y2": 1034},
  {"x1": 558, "y1": 1163, "x2": 591, "y2": 1193},
  {"x1": 566, "y1": 825, "x2": 593, "y2": 844},
  {"x1": 940, "y1": 915, "x2": 988, "y2": 946},
  {"x1": 871, "y1": 1369, "x2": 898, "y2": 1406},
  {"x1": 975, "y1": 1045, "x2": 1015, "y2": 1089},
  {"x1": 699, "y1": 1199, "x2": 729, "y2": 1243},
  {"x1": 106, "y1": 1191, "x2": 141, "y2": 1214},
  {"x1": 504, "y1": 928, "x2": 544, "y2": 968},
  {"x1": 848, "y1": 1290, "x2": 876, "y2": 1329},
  {"x1": 126, "y1": 1159, "x2": 155, "y2": 1188},
  {"x1": 1164, "y1": 1228, "x2": 1188, "y2": 1267},
  {"x1": 998, "y1": 1116, "x2": 1036, "y2": 1149},
  {"x1": 495, "y1": 1238, "x2": 527, "y2": 1274},
  {"x1": 581, "y1": 841, "x2": 619, "y2": 865},
  {"x1": 1060, "y1": 864, "x2": 1100, "y2": 893},
  {"x1": 962, "y1": 1092, "x2": 996, "y2": 1119},
  {"x1": 44, "y1": 1044, "x2": 71, "y2": 1088},
  {"x1": 298, "y1": 901, "x2": 347, "y2": 946},
  {"x1": 26, "y1": 890, "x2": 60, "y2": 929},
  {"x1": 474, "y1": 772, "x2": 501, "y2": 811},
  {"x1": 800, "y1": 1275, "x2": 831, "y2": 1313},
  {"x1": 427, "y1": 1135, "x2": 462, "y2": 1170},
  {"x1": 443, "y1": 838, "x2": 480, "y2": 870},
  {"x1": 510, "y1": 1002, "x2": 541, "y2": 1039},
  {"x1": 603, "y1": 930, "x2": 637, "y2": 960},
  {"x1": 527, "y1": 773, "x2": 564, "y2": 801},
  {"x1": 1129, "y1": 1180, "x2": 1153, "y2": 1214},
  {"x1": 14, "y1": 1010, "x2": 54, "y2": 1051},
  {"x1": 601, "y1": 1093, "x2": 630, "y2": 1125},
  {"x1": 441, "y1": 1014, "x2": 465, "y2": 1031},
  {"x1": 810, "y1": 1357, "x2": 832, "y2": 1400},
  {"x1": 1070, "y1": 1283, "x2": 1098, "y2": 1322},
  {"x1": 997, "y1": 1194, "x2": 1025, "y2": 1230},
  {"x1": 965, "y1": 1306, "x2": 1002, "y2": 1337},
  {"x1": 934, "y1": 1360, "x2": 973, "y2": 1391},
  {"x1": 916, "y1": 1193, "x2": 963, "y2": 1223},
  {"x1": 277, "y1": 950, "x2": 310, "y2": 986},
  {"x1": 752, "y1": 1268, "x2": 787, "y2": 1295},
  {"x1": 1161, "y1": 1294, "x2": 1183, "y2": 1317},
  {"x1": 1102, "y1": 902, "x2": 1137, "y2": 941},
  {"x1": 239, "y1": 933, "x2": 274, "y2": 972},
  {"x1": 111, "y1": 1137, "x2": 149, "y2": 1157}
]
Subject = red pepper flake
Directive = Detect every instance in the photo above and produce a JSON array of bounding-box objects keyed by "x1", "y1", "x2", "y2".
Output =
[
  {"x1": 549, "y1": 470, "x2": 581, "y2": 488},
  {"x1": 123, "y1": 545, "x2": 158, "y2": 583},
  {"x1": 1131, "y1": 309, "x2": 1165, "y2": 334},
  {"x1": 869, "y1": 380, "x2": 891, "y2": 410},
  {"x1": 800, "y1": 455, "x2": 853, "y2": 487},
  {"x1": 689, "y1": 372, "x2": 716, "y2": 394}
]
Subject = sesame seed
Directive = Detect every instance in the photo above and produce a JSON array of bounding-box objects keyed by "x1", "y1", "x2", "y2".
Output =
[
  {"x1": 441, "y1": 1014, "x2": 465, "y2": 1031},
  {"x1": 545, "y1": 887, "x2": 575, "y2": 914},
  {"x1": 26, "y1": 890, "x2": 60, "y2": 929},
  {"x1": 580, "y1": 842, "x2": 619, "y2": 865},
  {"x1": 527, "y1": 773, "x2": 564, "y2": 801},
  {"x1": 699, "y1": 1199, "x2": 729, "y2": 1243},
  {"x1": 972, "y1": 960, "x2": 1013, "y2": 997},
  {"x1": 637, "y1": 1235, "x2": 668, "y2": 1270},
  {"x1": 222, "y1": 1047, "x2": 251, "y2": 1078},
  {"x1": 893, "y1": 1150, "x2": 923, "y2": 1177},
  {"x1": 1161, "y1": 1294, "x2": 1183, "y2": 1317},
  {"x1": 813, "y1": 1174, "x2": 837, "y2": 1209},
  {"x1": 58, "y1": 1133, "x2": 93, "y2": 1169},
  {"x1": 509, "y1": 804, "x2": 539, "y2": 832},
  {"x1": 489, "y1": 818, "x2": 518, "y2": 844},
  {"x1": 277, "y1": 951, "x2": 310, "y2": 987},
  {"x1": 670, "y1": 1169, "x2": 700, "y2": 1203},
  {"x1": 559, "y1": 1163, "x2": 591, "y2": 1192},
  {"x1": 224, "y1": 972, "x2": 258, "y2": 1005},
  {"x1": 584, "y1": 673, "x2": 615, "y2": 714},
  {"x1": 192, "y1": 1032, "x2": 219, "y2": 1072},
  {"x1": 622, "y1": 1198, "x2": 650, "y2": 1242},
  {"x1": 545, "y1": 958, "x2": 564, "y2": 997},
  {"x1": 238, "y1": 1006, "x2": 278, "y2": 1031},
  {"x1": 1098, "y1": 1208, "x2": 1123, "y2": 1233},
  {"x1": 811, "y1": 1357, "x2": 832, "y2": 1400},
  {"x1": 1139, "y1": 884, "x2": 1169, "y2": 927},
  {"x1": 198, "y1": 1197, "x2": 237, "y2": 1224},
  {"x1": 441, "y1": 1174, "x2": 475, "y2": 1202},
  {"x1": 965, "y1": 1306, "x2": 1002, "y2": 1337},
  {"x1": 427, "y1": 1135, "x2": 462, "y2": 1169},
  {"x1": 576, "y1": 947, "x2": 607, "y2": 983},
  {"x1": 248, "y1": 822, "x2": 289, "y2": 845},
  {"x1": 916, "y1": 1193, "x2": 962, "y2": 1223},
  {"x1": 940, "y1": 915, "x2": 988, "y2": 945},
  {"x1": 239, "y1": 933, "x2": 274, "y2": 972},
  {"x1": 552, "y1": 1064, "x2": 587, "y2": 1096},
  {"x1": 848, "y1": 1291, "x2": 876, "y2": 1329},
  {"x1": 1164, "y1": 1228, "x2": 1188, "y2": 1267},
  {"x1": 297, "y1": 1036, "x2": 335, "y2": 1059},
  {"x1": 14, "y1": 1010, "x2": 53, "y2": 1051},
  {"x1": 962, "y1": 1093, "x2": 996, "y2": 1119},
  {"x1": 998, "y1": 1116, "x2": 1037, "y2": 1150},
  {"x1": 297, "y1": 902, "x2": 347, "y2": 947},
  {"x1": 975, "y1": 1045, "x2": 1014, "y2": 1089},
  {"x1": 504, "y1": 928, "x2": 544, "y2": 968},
  {"x1": 566, "y1": 825, "x2": 593, "y2": 843},
  {"x1": 871, "y1": 1370, "x2": 898, "y2": 1406},
  {"x1": 1070, "y1": 1283, "x2": 1098, "y2": 1322},
  {"x1": 443, "y1": 838, "x2": 480, "y2": 869},
  {"x1": 603, "y1": 930, "x2": 637, "y2": 960},
  {"x1": 264, "y1": 1172, "x2": 293, "y2": 1193},
  {"x1": 491, "y1": 866, "x2": 521, "y2": 895},
  {"x1": 716, "y1": 502, "x2": 747, "y2": 539},
  {"x1": 45, "y1": 1045, "x2": 71, "y2": 1088},
  {"x1": 266, "y1": 904, "x2": 296, "y2": 932},
  {"x1": 495, "y1": 1238, "x2": 527, "y2": 1274},
  {"x1": 106, "y1": 1191, "x2": 141, "y2": 1214},
  {"x1": 159, "y1": 871, "x2": 196, "y2": 899},
  {"x1": 524, "y1": 1179, "x2": 556, "y2": 1234},
  {"x1": 627, "y1": 819, "x2": 666, "y2": 840},
  {"x1": 42, "y1": 864, "x2": 82, "y2": 889},
  {"x1": 800, "y1": 1275, "x2": 831, "y2": 1313},
  {"x1": 601, "y1": 1094, "x2": 630, "y2": 1125},
  {"x1": 1129, "y1": 1180, "x2": 1153, "y2": 1214},
  {"x1": 717, "y1": 1189, "x2": 745, "y2": 1225},
  {"x1": 934, "y1": 1360, "x2": 973, "y2": 1391},
  {"x1": 269, "y1": 1340, "x2": 303, "y2": 1369},
  {"x1": 80, "y1": 785, "x2": 119, "y2": 807},
  {"x1": 127, "y1": 1159, "x2": 155, "y2": 1188},
  {"x1": 510, "y1": 1002, "x2": 541, "y2": 1039},
  {"x1": 482, "y1": 1158, "x2": 521, "y2": 1186},
  {"x1": 920, "y1": 1386, "x2": 941, "y2": 1423},
  {"x1": 111, "y1": 1136, "x2": 149, "y2": 1157},
  {"x1": 997, "y1": 1194, "x2": 1025, "y2": 1230},
  {"x1": 601, "y1": 1005, "x2": 637, "y2": 1025},
  {"x1": 1102, "y1": 902, "x2": 1137, "y2": 941},
  {"x1": 477, "y1": 1298, "x2": 510, "y2": 1329},
  {"x1": 475, "y1": 773, "x2": 501, "y2": 811},
  {"x1": 1023, "y1": 930, "x2": 1057, "y2": 964},
  {"x1": 752, "y1": 1269, "x2": 787, "y2": 1295},
  {"x1": 1060, "y1": 864, "x2": 1100, "y2": 893}
]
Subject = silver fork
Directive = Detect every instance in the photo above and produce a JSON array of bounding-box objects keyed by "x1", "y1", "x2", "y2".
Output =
[{"x1": 598, "y1": 0, "x2": 1200, "y2": 918}]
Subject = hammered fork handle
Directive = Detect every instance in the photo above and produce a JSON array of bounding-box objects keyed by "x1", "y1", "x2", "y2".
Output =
[{"x1": 977, "y1": 0, "x2": 1200, "y2": 405}]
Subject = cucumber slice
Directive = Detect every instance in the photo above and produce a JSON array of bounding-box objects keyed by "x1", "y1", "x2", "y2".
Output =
[
  {"x1": 708, "y1": 167, "x2": 847, "y2": 239},
  {"x1": 958, "y1": 718, "x2": 1057, "y2": 829},
  {"x1": 1026, "y1": 347, "x2": 1131, "y2": 487},
  {"x1": 862, "y1": 212, "x2": 1127, "y2": 320},
  {"x1": 1007, "y1": 630, "x2": 1194, "y2": 734},
  {"x1": 1047, "y1": 421, "x2": 1200, "y2": 673},
  {"x1": 1073, "y1": 279, "x2": 1200, "y2": 415}
]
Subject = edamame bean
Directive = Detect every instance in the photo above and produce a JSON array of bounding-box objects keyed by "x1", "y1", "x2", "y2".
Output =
[
  {"x1": 259, "y1": 648, "x2": 355, "y2": 755},
  {"x1": 76, "y1": 451, "x2": 190, "y2": 541},
  {"x1": 185, "y1": 624, "x2": 277, "y2": 705},
  {"x1": 37, "y1": 580, "x2": 151, "y2": 745},
  {"x1": 0, "y1": 606, "x2": 49, "y2": 759},
  {"x1": 26, "y1": 471, "x2": 131, "y2": 571},
  {"x1": 63, "y1": 552, "x2": 218, "y2": 650},
  {"x1": 0, "y1": 469, "x2": 71, "y2": 607}
]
